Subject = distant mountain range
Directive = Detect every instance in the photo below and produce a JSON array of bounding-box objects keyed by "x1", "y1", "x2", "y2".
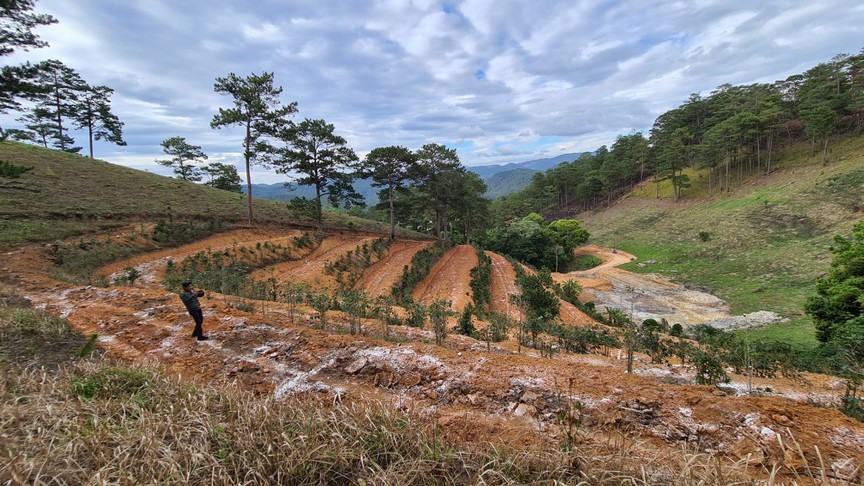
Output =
[
  {"x1": 466, "y1": 152, "x2": 583, "y2": 179},
  {"x1": 245, "y1": 152, "x2": 583, "y2": 203}
]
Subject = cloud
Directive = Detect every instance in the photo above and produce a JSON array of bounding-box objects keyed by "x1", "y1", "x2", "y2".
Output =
[{"x1": 1, "y1": 0, "x2": 861, "y2": 177}]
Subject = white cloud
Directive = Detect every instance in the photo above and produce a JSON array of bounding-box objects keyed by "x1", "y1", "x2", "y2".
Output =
[{"x1": 1, "y1": 0, "x2": 861, "y2": 174}]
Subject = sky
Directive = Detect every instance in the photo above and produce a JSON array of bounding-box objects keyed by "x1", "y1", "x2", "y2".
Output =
[{"x1": 3, "y1": 0, "x2": 863, "y2": 184}]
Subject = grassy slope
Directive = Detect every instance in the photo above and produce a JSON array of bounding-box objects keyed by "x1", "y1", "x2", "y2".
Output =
[
  {"x1": 0, "y1": 142, "x2": 404, "y2": 244},
  {"x1": 579, "y1": 136, "x2": 864, "y2": 346}
]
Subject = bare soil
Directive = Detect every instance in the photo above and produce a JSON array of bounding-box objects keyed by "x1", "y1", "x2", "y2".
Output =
[
  {"x1": 4, "y1": 228, "x2": 863, "y2": 482},
  {"x1": 412, "y1": 244, "x2": 477, "y2": 311},
  {"x1": 559, "y1": 245, "x2": 733, "y2": 325},
  {"x1": 353, "y1": 239, "x2": 432, "y2": 299}
]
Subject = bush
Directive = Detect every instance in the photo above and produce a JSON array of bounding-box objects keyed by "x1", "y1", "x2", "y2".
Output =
[
  {"x1": 0, "y1": 160, "x2": 33, "y2": 178},
  {"x1": 698, "y1": 231, "x2": 710, "y2": 242},
  {"x1": 457, "y1": 304, "x2": 476, "y2": 337},
  {"x1": 113, "y1": 266, "x2": 141, "y2": 286},
  {"x1": 429, "y1": 300, "x2": 452, "y2": 346},
  {"x1": 469, "y1": 248, "x2": 492, "y2": 314},
  {"x1": 486, "y1": 312, "x2": 511, "y2": 342},
  {"x1": 693, "y1": 350, "x2": 730, "y2": 386},
  {"x1": 841, "y1": 394, "x2": 864, "y2": 422},
  {"x1": 569, "y1": 255, "x2": 603, "y2": 271}
]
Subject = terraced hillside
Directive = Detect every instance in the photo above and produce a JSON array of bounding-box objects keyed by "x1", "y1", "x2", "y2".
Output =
[
  {"x1": 4, "y1": 224, "x2": 863, "y2": 482},
  {"x1": 3, "y1": 143, "x2": 863, "y2": 482}
]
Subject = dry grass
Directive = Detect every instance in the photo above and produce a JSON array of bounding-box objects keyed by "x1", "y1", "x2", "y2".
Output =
[
  {"x1": 2, "y1": 287, "x2": 858, "y2": 485},
  {"x1": 0, "y1": 141, "x2": 415, "y2": 245},
  {"x1": 0, "y1": 360, "x2": 762, "y2": 485}
]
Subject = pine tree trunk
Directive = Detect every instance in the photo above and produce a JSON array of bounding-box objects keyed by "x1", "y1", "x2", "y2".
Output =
[
  {"x1": 54, "y1": 79, "x2": 65, "y2": 151},
  {"x1": 315, "y1": 183, "x2": 323, "y2": 230},
  {"x1": 88, "y1": 115, "x2": 94, "y2": 159},
  {"x1": 708, "y1": 169, "x2": 713, "y2": 197},
  {"x1": 823, "y1": 136, "x2": 829, "y2": 166},
  {"x1": 244, "y1": 115, "x2": 254, "y2": 226},
  {"x1": 756, "y1": 137, "x2": 761, "y2": 174},
  {"x1": 388, "y1": 184, "x2": 395, "y2": 240}
]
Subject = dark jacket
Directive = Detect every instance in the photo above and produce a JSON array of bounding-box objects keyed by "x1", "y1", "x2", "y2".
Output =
[{"x1": 180, "y1": 290, "x2": 203, "y2": 312}]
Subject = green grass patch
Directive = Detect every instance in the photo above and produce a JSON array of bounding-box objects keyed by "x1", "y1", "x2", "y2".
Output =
[
  {"x1": 0, "y1": 284, "x2": 98, "y2": 367},
  {"x1": 581, "y1": 136, "x2": 864, "y2": 353},
  {"x1": 709, "y1": 187, "x2": 786, "y2": 211},
  {"x1": 736, "y1": 315, "x2": 819, "y2": 347},
  {"x1": 569, "y1": 254, "x2": 603, "y2": 271}
]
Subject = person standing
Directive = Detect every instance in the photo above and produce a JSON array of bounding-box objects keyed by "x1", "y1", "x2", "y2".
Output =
[{"x1": 180, "y1": 280, "x2": 208, "y2": 341}]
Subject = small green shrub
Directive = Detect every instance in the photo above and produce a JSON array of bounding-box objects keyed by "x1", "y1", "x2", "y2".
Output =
[
  {"x1": 77, "y1": 333, "x2": 99, "y2": 358},
  {"x1": 698, "y1": 231, "x2": 710, "y2": 242},
  {"x1": 113, "y1": 266, "x2": 142, "y2": 286},
  {"x1": 392, "y1": 243, "x2": 446, "y2": 304},
  {"x1": 569, "y1": 255, "x2": 603, "y2": 271},
  {"x1": 693, "y1": 350, "x2": 730, "y2": 386},
  {"x1": 0, "y1": 160, "x2": 34, "y2": 178},
  {"x1": 428, "y1": 300, "x2": 452, "y2": 346},
  {"x1": 71, "y1": 366, "x2": 155, "y2": 401},
  {"x1": 457, "y1": 304, "x2": 476, "y2": 337},
  {"x1": 841, "y1": 394, "x2": 864, "y2": 422},
  {"x1": 469, "y1": 247, "x2": 492, "y2": 314}
]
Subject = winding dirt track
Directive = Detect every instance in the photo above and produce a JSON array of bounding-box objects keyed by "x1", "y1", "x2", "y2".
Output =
[
  {"x1": 412, "y1": 244, "x2": 477, "y2": 311},
  {"x1": 353, "y1": 240, "x2": 432, "y2": 298},
  {"x1": 555, "y1": 245, "x2": 731, "y2": 325}
]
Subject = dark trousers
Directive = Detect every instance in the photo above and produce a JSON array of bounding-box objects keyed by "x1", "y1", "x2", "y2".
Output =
[{"x1": 189, "y1": 309, "x2": 204, "y2": 337}]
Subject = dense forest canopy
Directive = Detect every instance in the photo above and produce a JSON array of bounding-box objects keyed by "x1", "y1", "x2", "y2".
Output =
[{"x1": 492, "y1": 48, "x2": 864, "y2": 224}]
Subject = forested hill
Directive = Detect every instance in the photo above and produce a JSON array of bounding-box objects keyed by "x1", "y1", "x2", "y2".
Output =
[
  {"x1": 483, "y1": 48, "x2": 864, "y2": 351},
  {"x1": 491, "y1": 47, "x2": 864, "y2": 221},
  {"x1": 248, "y1": 151, "x2": 584, "y2": 203}
]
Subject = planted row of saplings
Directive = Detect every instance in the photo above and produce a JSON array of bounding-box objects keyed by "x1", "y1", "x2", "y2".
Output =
[
  {"x1": 162, "y1": 232, "x2": 323, "y2": 296},
  {"x1": 503, "y1": 255, "x2": 808, "y2": 387},
  {"x1": 163, "y1": 239, "x2": 511, "y2": 345},
  {"x1": 323, "y1": 237, "x2": 393, "y2": 289},
  {"x1": 47, "y1": 217, "x2": 226, "y2": 285}
]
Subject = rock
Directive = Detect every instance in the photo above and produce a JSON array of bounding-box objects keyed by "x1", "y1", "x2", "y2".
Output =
[
  {"x1": 514, "y1": 403, "x2": 537, "y2": 417},
  {"x1": 665, "y1": 426, "x2": 689, "y2": 441},
  {"x1": 521, "y1": 390, "x2": 539, "y2": 403},
  {"x1": 466, "y1": 393, "x2": 486, "y2": 406},
  {"x1": 427, "y1": 390, "x2": 438, "y2": 400},
  {"x1": 771, "y1": 413, "x2": 793, "y2": 427},
  {"x1": 402, "y1": 373, "x2": 421, "y2": 387},
  {"x1": 345, "y1": 357, "x2": 368, "y2": 374}
]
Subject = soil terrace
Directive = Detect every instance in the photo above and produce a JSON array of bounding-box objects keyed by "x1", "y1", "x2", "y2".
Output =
[{"x1": 3, "y1": 227, "x2": 863, "y2": 482}]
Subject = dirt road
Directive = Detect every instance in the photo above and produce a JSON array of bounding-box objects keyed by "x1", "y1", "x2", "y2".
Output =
[{"x1": 554, "y1": 245, "x2": 731, "y2": 325}]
